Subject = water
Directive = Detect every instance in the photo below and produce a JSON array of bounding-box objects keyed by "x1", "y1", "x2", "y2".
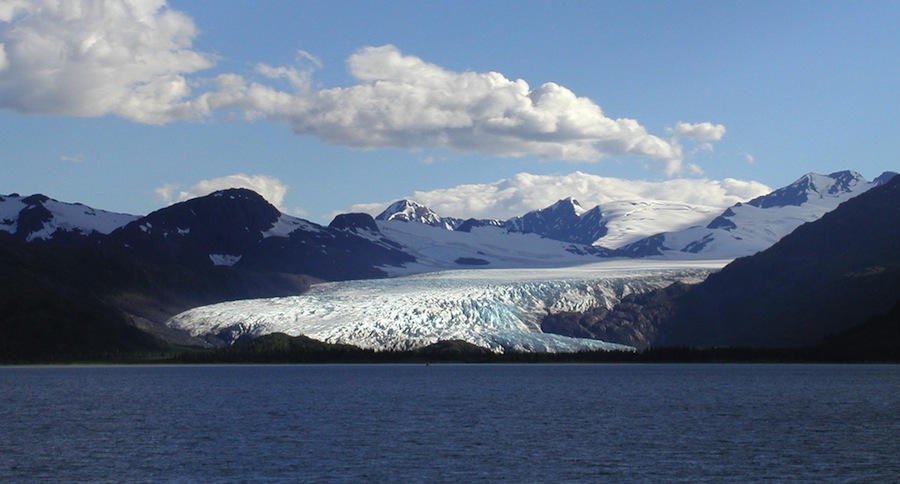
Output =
[{"x1": 1, "y1": 364, "x2": 897, "y2": 483}]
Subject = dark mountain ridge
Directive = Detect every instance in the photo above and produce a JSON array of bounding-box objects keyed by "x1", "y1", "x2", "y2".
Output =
[
  {"x1": 105, "y1": 188, "x2": 414, "y2": 280},
  {"x1": 505, "y1": 197, "x2": 608, "y2": 245},
  {"x1": 543, "y1": 174, "x2": 900, "y2": 349}
]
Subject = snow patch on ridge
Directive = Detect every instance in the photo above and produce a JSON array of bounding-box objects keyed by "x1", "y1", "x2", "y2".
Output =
[
  {"x1": 1, "y1": 193, "x2": 138, "y2": 240},
  {"x1": 263, "y1": 213, "x2": 321, "y2": 238},
  {"x1": 209, "y1": 254, "x2": 242, "y2": 266}
]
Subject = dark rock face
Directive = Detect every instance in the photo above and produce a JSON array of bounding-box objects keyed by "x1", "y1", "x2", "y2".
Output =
[
  {"x1": 617, "y1": 233, "x2": 668, "y2": 258},
  {"x1": 14, "y1": 203, "x2": 54, "y2": 240},
  {"x1": 706, "y1": 208, "x2": 738, "y2": 230},
  {"x1": 329, "y1": 213, "x2": 380, "y2": 233},
  {"x1": 505, "y1": 198, "x2": 608, "y2": 245},
  {"x1": 455, "y1": 218, "x2": 504, "y2": 233},
  {"x1": 542, "y1": 282, "x2": 693, "y2": 349}
]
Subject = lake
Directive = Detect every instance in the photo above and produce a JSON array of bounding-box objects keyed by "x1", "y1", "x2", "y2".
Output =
[{"x1": 1, "y1": 364, "x2": 897, "y2": 482}]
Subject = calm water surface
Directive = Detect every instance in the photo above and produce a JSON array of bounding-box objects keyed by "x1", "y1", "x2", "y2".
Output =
[{"x1": 1, "y1": 364, "x2": 897, "y2": 482}]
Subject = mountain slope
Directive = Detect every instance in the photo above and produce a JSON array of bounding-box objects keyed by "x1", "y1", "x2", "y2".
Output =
[
  {"x1": 0, "y1": 231, "x2": 315, "y2": 361},
  {"x1": 0, "y1": 193, "x2": 137, "y2": 244},
  {"x1": 544, "y1": 174, "x2": 900, "y2": 349},
  {"x1": 106, "y1": 189, "x2": 414, "y2": 280},
  {"x1": 619, "y1": 171, "x2": 894, "y2": 258},
  {"x1": 373, "y1": 219, "x2": 616, "y2": 275}
]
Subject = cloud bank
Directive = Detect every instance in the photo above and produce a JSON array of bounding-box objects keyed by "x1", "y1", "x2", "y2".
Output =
[
  {"x1": 1, "y1": 1, "x2": 725, "y2": 174},
  {"x1": 345, "y1": 171, "x2": 771, "y2": 221}
]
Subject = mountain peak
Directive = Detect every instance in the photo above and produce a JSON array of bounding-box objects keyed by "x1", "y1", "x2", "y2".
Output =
[
  {"x1": 376, "y1": 199, "x2": 459, "y2": 229},
  {"x1": 505, "y1": 198, "x2": 606, "y2": 245},
  {"x1": 748, "y1": 170, "x2": 866, "y2": 208},
  {"x1": 329, "y1": 212, "x2": 380, "y2": 233},
  {"x1": 106, "y1": 188, "x2": 285, "y2": 267},
  {"x1": 548, "y1": 197, "x2": 586, "y2": 216},
  {"x1": 874, "y1": 171, "x2": 899, "y2": 185}
]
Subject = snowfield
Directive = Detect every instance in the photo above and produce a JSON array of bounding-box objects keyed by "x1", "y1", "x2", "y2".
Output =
[{"x1": 167, "y1": 260, "x2": 726, "y2": 353}]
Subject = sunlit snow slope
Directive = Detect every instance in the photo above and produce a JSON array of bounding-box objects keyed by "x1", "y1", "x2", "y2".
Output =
[{"x1": 167, "y1": 260, "x2": 725, "y2": 353}]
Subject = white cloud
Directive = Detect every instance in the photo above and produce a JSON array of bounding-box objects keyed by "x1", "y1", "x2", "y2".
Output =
[
  {"x1": 200, "y1": 45, "x2": 690, "y2": 172},
  {"x1": 0, "y1": 0, "x2": 213, "y2": 123},
  {"x1": 1, "y1": 3, "x2": 727, "y2": 175},
  {"x1": 60, "y1": 153, "x2": 85, "y2": 163},
  {"x1": 667, "y1": 121, "x2": 727, "y2": 141},
  {"x1": 155, "y1": 174, "x2": 290, "y2": 210},
  {"x1": 0, "y1": 1, "x2": 32, "y2": 22},
  {"x1": 342, "y1": 171, "x2": 771, "y2": 221},
  {"x1": 153, "y1": 182, "x2": 179, "y2": 203}
]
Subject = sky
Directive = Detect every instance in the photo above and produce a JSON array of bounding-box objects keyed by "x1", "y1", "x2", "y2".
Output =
[{"x1": 1, "y1": 0, "x2": 898, "y2": 222}]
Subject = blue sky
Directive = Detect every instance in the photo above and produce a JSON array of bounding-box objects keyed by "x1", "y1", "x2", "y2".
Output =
[{"x1": 1, "y1": 0, "x2": 897, "y2": 221}]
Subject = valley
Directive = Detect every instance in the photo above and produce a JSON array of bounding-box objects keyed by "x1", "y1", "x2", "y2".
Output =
[{"x1": 1, "y1": 170, "x2": 897, "y2": 360}]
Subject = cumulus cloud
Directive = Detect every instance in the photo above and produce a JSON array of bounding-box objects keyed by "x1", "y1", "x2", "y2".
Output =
[
  {"x1": 199, "y1": 45, "x2": 689, "y2": 172},
  {"x1": 0, "y1": 0, "x2": 213, "y2": 123},
  {"x1": 155, "y1": 173, "x2": 290, "y2": 209},
  {"x1": 344, "y1": 171, "x2": 771, "y2": 221},
  {"x1": 1, "y1": 2, "x2": 727, "y2": 174}
]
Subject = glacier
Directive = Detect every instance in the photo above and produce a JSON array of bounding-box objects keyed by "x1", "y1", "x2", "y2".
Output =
[{"x1": 167, "y1": 260, "x2": 726, "y2": 353}]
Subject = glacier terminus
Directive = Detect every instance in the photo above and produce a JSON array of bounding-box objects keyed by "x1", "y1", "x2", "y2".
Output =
[{"x1": 167, "y1": 260, "x2": 725, "y2": 352}]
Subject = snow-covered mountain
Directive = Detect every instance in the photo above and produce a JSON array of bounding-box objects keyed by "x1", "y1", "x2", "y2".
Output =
[
  {"x1": 374, "y1": 196, "x2": 741, "y2": 252},
  {"x1": 376, "y1": 199, "x2": 463, "y2": 230},
  {"x1": 505, "y1": 197, "x2": 607, "y2": 245},
  {"x1": 0, "y1": 193, "x2": 137, "y2": 243},
  {"x1": 619, "y1": 171, "x2": 897, "y2": 259},
  {"x1": 373, "y1": 217, "x2": 616, "y2": 275},
  {"x1": 167, "y1": 260, "x2": 724, "y2": 352}
]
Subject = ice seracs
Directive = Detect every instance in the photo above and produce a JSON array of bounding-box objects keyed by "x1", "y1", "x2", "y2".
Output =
[{"x1": 166, "y1": 260, "x2": 725, "y2": 352}]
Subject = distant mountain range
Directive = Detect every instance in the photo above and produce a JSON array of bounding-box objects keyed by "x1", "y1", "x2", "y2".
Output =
[
  {"x1": 1, "y1": 169, "x2": 897, "y2": 359},
  {"x1": 3, "y1": 170, "x2": 894, "y2": 271}
]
